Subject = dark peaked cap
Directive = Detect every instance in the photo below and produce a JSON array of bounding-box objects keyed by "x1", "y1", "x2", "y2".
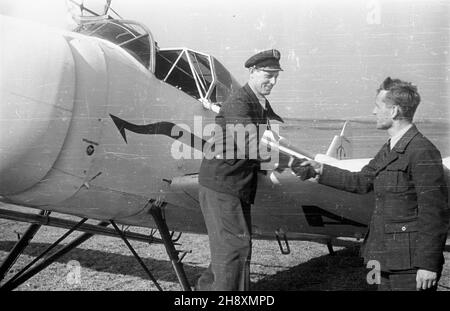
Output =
[{"x1": 244, "y1": 49, "x2": 283, "y2": 71}]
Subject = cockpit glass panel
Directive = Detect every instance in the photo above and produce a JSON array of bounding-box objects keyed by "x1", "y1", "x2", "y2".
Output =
[
  {"x1": 156, "y1": 50, "x2": 200, "y2": 99},
  {"x1": 74, "y1": 20, "x2": 152, "y2": 69},
  {"x1": 79, "y1": 22, "x2": 136, "y2": 44},
  {"x1": 154, "y1": 49, "x2": 239, "y2": 104},
  {"x1": 120, "y1": 35, "x2": 150, "y2": 69},
  {"x1": 213, "y1": 58, "x2": 240, "y2": 103},
  {"x1": 187, "y1": 51, "x2": 213, "y2": 97},
  {"x1": 155, "y1": 50, "x2": 182, "y2": 80}
]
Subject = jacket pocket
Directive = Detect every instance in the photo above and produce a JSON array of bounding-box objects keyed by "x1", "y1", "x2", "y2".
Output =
[
  {"x1": 384, "y1": 161, "x2": 410, "y2": 193},
  {"x1": 383, "y1": 220, "x2": 418, "y2": 270}
]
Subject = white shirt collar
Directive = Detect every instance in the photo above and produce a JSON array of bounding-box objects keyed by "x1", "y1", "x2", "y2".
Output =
[{"x1": 390, "y1": 124, "x2": 413, "y2": 150}]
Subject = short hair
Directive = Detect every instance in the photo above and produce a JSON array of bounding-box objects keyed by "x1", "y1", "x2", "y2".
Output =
[{"x1": 377, "y1": 77, "x2": 421, "y2": 121}]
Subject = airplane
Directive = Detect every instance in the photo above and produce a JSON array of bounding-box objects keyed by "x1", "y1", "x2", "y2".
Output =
[{"x1": 0, "y1": 2, "x2": 449, "y2": 291}]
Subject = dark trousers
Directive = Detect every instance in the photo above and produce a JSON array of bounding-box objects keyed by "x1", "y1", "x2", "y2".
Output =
[
  {"x1": 378, "y1": 270, "x2": 439, "y2": 291},
  {"x1": 196, "y1": 185, "x2": 252, "y2": 291}
]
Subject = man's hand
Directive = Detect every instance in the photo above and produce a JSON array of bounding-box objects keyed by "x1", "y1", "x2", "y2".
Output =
[
  {"x1": 274, "y1": 152, "x2": 293, "y2": 173},
  {"x1": 300, "y1": 160, "x2": 323, "y2": 174},
  {"x1": 289, "y1": 158, "x2": 319, "y2": 180},
  {"x1": 416, "y1": 269, "x2": 437, "y2": 290}
]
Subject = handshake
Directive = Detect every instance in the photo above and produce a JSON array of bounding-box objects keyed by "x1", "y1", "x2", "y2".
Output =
[
  {"x1": 288, "y1": 158, "x2": 319, "y2": 180},
  {"x1": 274, "y1": 153, "x2": 323, "y2": 180}
]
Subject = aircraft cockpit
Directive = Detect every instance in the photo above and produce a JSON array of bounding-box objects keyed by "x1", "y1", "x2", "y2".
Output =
[
  {"x1": 155, "y1": 48, "x2": 240, "y2": 112},
  {"x1": 74, "y1": 18, "x2": 239, "y2": 112},
  {"x1": 74, "y1": 18, "x2": 156, "y2": 72}
]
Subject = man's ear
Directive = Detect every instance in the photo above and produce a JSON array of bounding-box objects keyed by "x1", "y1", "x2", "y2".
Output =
[{"x1": 391, "y1": 105, "x2": 401, "y2": 120}]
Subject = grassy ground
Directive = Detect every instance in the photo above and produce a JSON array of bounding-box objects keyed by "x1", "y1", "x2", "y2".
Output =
[{"x1": 0, "y1": 204, "x2": 449, "y2": 291}]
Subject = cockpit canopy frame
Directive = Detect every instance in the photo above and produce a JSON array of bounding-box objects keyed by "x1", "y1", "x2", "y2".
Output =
[
  {"x1": 155, "y1": 48, "x2": 239, "y2": 110},
  {"x1": 74, "y1": 18, "x2": 239, "y2": 110},
  {"x1": 74, "y1": 18, "x2": 156, "y2": 72}
]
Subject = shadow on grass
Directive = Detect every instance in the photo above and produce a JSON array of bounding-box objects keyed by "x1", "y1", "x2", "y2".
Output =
[
  {"x1": 251, "y1": 245, "x2": 377, "y2": 291},
  {"x1": 0, "y1": 240, "x2": 203, "y2": 287},
  {"x1": 0, "y1": 240, "x2": 376, "y2": 291}
]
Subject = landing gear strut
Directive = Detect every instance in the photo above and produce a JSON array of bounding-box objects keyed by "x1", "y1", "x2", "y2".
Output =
[
  {"x1": 0, "y1": 204, "x2": 191, "y2": 291},
  {"x1": 147, "y1": 200, "x2": 191, "y2": 291}
]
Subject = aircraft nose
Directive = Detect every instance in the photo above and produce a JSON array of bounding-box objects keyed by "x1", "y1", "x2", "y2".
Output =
[{"x1": 0, "y1": 15, "x2": 75, "y2": 196}]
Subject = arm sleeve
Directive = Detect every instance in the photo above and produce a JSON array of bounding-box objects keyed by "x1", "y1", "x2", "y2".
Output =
[{"x1": 319, "y1": 158, "x2": 378, "y2": 194}]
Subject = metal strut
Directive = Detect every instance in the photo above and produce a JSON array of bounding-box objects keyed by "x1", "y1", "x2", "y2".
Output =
[
  {"x1": 0, "y1": 204, "x2": 190, "y2": 291},
  {"x1": 148, "y1": 201, "x2": 191, "y2": 291},
  {"x1": 0, "y1": 210, "x2": 50, "y2": 282},
  {"x1": 0, "y1": 207, "x2": 165, "y2": 244},
  {"x1": 0, "y1": 217, "x2": 95, "y2": 291},
  {"x1": 326, "y1": 240, "x2": 335, "y2": 256},
  {"x1": 275, "y1": 229, "x2": 291, "y2": 255},
  {"x1": 109, "y1": 220, "x2": 163, "y2": 291}
]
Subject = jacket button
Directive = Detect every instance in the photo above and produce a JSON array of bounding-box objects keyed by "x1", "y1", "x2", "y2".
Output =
[{"x1": 401, "y1": 226, "x2": 406, "y2": 231}]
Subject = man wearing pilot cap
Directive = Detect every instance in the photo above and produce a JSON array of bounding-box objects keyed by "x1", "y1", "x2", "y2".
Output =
[
  {"x1": 197, "y1": 49, "x2": 284, "y2": 290},
  {"x1": 244, "y1": 49, "x2": 283, "y2": 71}
]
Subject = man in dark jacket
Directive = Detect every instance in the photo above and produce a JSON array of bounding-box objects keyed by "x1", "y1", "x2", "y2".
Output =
[
  {"x1": 291, "y1": 77, "x2": 449, "y2": 291},
  {"x1": 196, "y1": 49, "x2": 284, "y2": 291}
]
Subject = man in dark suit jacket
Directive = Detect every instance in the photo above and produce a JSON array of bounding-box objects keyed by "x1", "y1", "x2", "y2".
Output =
[
  {"x1": 291, "y1": 77, "x2": 449, "y2": 291},
  {"x1": 196, "y1": 49, "x2": 284, "y2": 291}
]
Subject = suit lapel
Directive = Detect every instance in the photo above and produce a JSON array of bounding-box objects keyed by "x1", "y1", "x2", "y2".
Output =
[
  {"x1": 243, "y1": 84, "x2": 266, "y2": 121},
  {"x1": 242, "y1": 84, "x2": 284, "y2": 123},
  {"x1": 374, "y1": 125, "x2": 419, "y2": 175},
  {"x1": 374, "y1": 147, "x2": 399, "y2": 175},
  {"x1": 265, "y1": 100, "x2": 284, "y2": 123},
  {"x1": 391, "y1": 125, "x2": 419, "y2": 153}
]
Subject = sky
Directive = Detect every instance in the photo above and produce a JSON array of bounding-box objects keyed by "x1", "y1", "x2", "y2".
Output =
[{"x1": 1, "y1": 0, "x2": 449, "y2": 122}]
